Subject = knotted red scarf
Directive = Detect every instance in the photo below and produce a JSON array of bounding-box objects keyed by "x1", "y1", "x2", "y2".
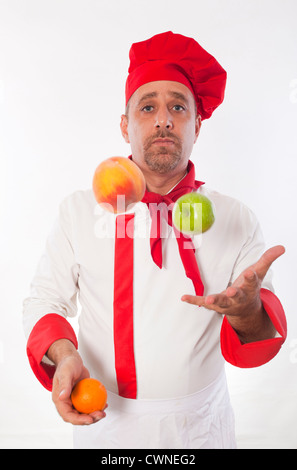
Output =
[{"x1": 141, "y1": 160, "x2": 205, "y2": 296}]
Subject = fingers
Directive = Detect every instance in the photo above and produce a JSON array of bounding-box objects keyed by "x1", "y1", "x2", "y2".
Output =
[
  {"x1": 52, "y1": 357, "x2": 106, "y2": 426},
  {"x1": 181, "y1": 245, "x2": 285, "y2": 318},
  {"x1": 242, "y1": 269, "x2": 260, "y2": 289},
  {"x1": 89, "y1": 405, "x2": 108, "y2": 423},
  {"x1": 181, "y1": 294, "x2": 204, "y2": 306},
  {"x1": 182, "y1": 284, "x2": 247, "y2": 313},
  {"x1": 55, "y1": 386, "x2": 107, "y2": 425},
  {"x1": 181, "y1": 294, "x2": 217, "y2": 307},
  {"x1": 253, "y1": 245, "x2": 285, "y2": 281},
  {"x1": 52, "y1": 378, "x2": 89, "y2": 425},
  {"x1": 58, "y1": 397, "x2": 95, "y2": 425},
  {"x1": 181, "y1": 293, "x2": 233, "y2": 311},
  {"x1": 57, "y1": 379, "x2": 73, "y2": 404}
]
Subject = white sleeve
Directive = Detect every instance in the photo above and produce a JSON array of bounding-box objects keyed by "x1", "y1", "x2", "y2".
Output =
[{"x1": 23, "y1": 196, "x2": 79, "y2": 340}]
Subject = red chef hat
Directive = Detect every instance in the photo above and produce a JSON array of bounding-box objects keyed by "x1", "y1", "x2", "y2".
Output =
[{"x1": 125, "y1": 31, "x2": 227, "y2": 120}]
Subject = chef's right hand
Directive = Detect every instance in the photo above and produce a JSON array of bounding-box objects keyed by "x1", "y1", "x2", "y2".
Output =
[{"x1": 47, "y1": 339, "x2": 106, "y2": 425}]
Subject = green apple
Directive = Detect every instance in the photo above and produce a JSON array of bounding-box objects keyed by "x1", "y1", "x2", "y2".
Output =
[{"x1": 172, "y1": 192, "x2": 215, "y2": 235}]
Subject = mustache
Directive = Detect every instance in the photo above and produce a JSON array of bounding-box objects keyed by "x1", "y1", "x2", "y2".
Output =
[{"x1": 143, "y1": 130, "x2": 182, "y2": 151}]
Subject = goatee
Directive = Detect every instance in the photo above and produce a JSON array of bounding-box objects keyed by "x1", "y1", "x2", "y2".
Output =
[{"x1": 143, "y1": 131, "x2": 183, "y2": 174}]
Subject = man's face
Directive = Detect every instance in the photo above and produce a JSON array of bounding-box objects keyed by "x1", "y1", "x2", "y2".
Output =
[{"x1": 120, "y1": 81, "x2": 201, "y2": 176}]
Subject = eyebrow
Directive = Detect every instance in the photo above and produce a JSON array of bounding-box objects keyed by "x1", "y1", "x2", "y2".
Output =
[
  {"x1": 137, "y1": 92, "x2": 158, "y2": 107},
  {"x1": 168, "y1": 91, "x2": 189, "y2": 105}
]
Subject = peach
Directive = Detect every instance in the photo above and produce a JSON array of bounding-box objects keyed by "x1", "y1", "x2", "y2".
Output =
[{"x1": 92, "y1": 156, "x2": 146, "y2": 213}]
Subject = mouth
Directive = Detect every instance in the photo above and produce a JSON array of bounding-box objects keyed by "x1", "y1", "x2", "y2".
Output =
[{"x1": 152, "y1": 138, "x2": 175, "y2": 146}]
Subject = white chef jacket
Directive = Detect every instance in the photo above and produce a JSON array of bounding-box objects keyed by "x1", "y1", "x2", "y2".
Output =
[{"x1": 23, "y1": 181, "x2": 286, "y2": 448}]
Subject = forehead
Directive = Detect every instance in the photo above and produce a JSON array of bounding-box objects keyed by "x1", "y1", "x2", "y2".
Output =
[{"x1": 130, "y1": 80, "x2": 195, "y2": 106}]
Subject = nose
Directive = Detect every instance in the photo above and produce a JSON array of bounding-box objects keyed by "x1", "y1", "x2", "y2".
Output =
[{"x1": 155, "y1": 107, "x2": 173, "y2": 130}]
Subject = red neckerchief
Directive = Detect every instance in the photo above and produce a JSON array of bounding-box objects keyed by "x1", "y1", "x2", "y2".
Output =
[{"x1": 140, "y1": 159, "x2": 205, "y2": 296}]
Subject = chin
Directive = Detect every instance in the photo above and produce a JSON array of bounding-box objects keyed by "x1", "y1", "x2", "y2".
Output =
[{"x1": 144, "y1": 151, "x2": 181, "y2": 174}]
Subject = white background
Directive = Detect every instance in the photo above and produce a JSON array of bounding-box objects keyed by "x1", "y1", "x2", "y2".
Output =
[{"x1": 0, "y1": 0, "x2": 296, "y2": 449}]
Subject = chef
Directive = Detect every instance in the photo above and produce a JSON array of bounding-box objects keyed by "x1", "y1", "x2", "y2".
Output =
[{"x1": 23, "y1": 31, "x2": 287, "y2": 449}]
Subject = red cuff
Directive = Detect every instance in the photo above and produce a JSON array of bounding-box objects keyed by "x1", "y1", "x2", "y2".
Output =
[
  {"x1": 26, "y1": 313, "x2": 78, "y2": 391},
  {"x1": 220, "y1": 288, "x2": 287, "y2": 368}
]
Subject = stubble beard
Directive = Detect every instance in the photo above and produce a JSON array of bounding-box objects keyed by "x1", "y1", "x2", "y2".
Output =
[{"x1": 143, "y1": 131, "x2": 183, "y2": 174}]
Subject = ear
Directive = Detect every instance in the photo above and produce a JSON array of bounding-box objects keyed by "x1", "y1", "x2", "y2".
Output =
[
  {"x1": 194, "y1": 114, "x2": 201, "y2": 143},
  {"x1": 120, "y1": 114, "x2": 130, "y2": 143}
]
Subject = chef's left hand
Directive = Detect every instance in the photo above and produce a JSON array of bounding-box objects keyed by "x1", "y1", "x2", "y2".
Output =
[{"x1": 181, "y1": 245, "x2": 285, "y2": 342}]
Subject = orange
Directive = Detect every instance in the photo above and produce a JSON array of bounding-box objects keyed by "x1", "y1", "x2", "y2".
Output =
[{"x1": 71, "y1": 378, "x2": 107, "y2": 414}]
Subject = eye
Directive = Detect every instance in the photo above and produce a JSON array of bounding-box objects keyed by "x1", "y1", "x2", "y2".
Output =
[
  {"x1": 173, "y1": 104, "x2": 185, "y2": 112},
  {"x1": 141, "y1": 105, "x2": 154, "y2": 112}
]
